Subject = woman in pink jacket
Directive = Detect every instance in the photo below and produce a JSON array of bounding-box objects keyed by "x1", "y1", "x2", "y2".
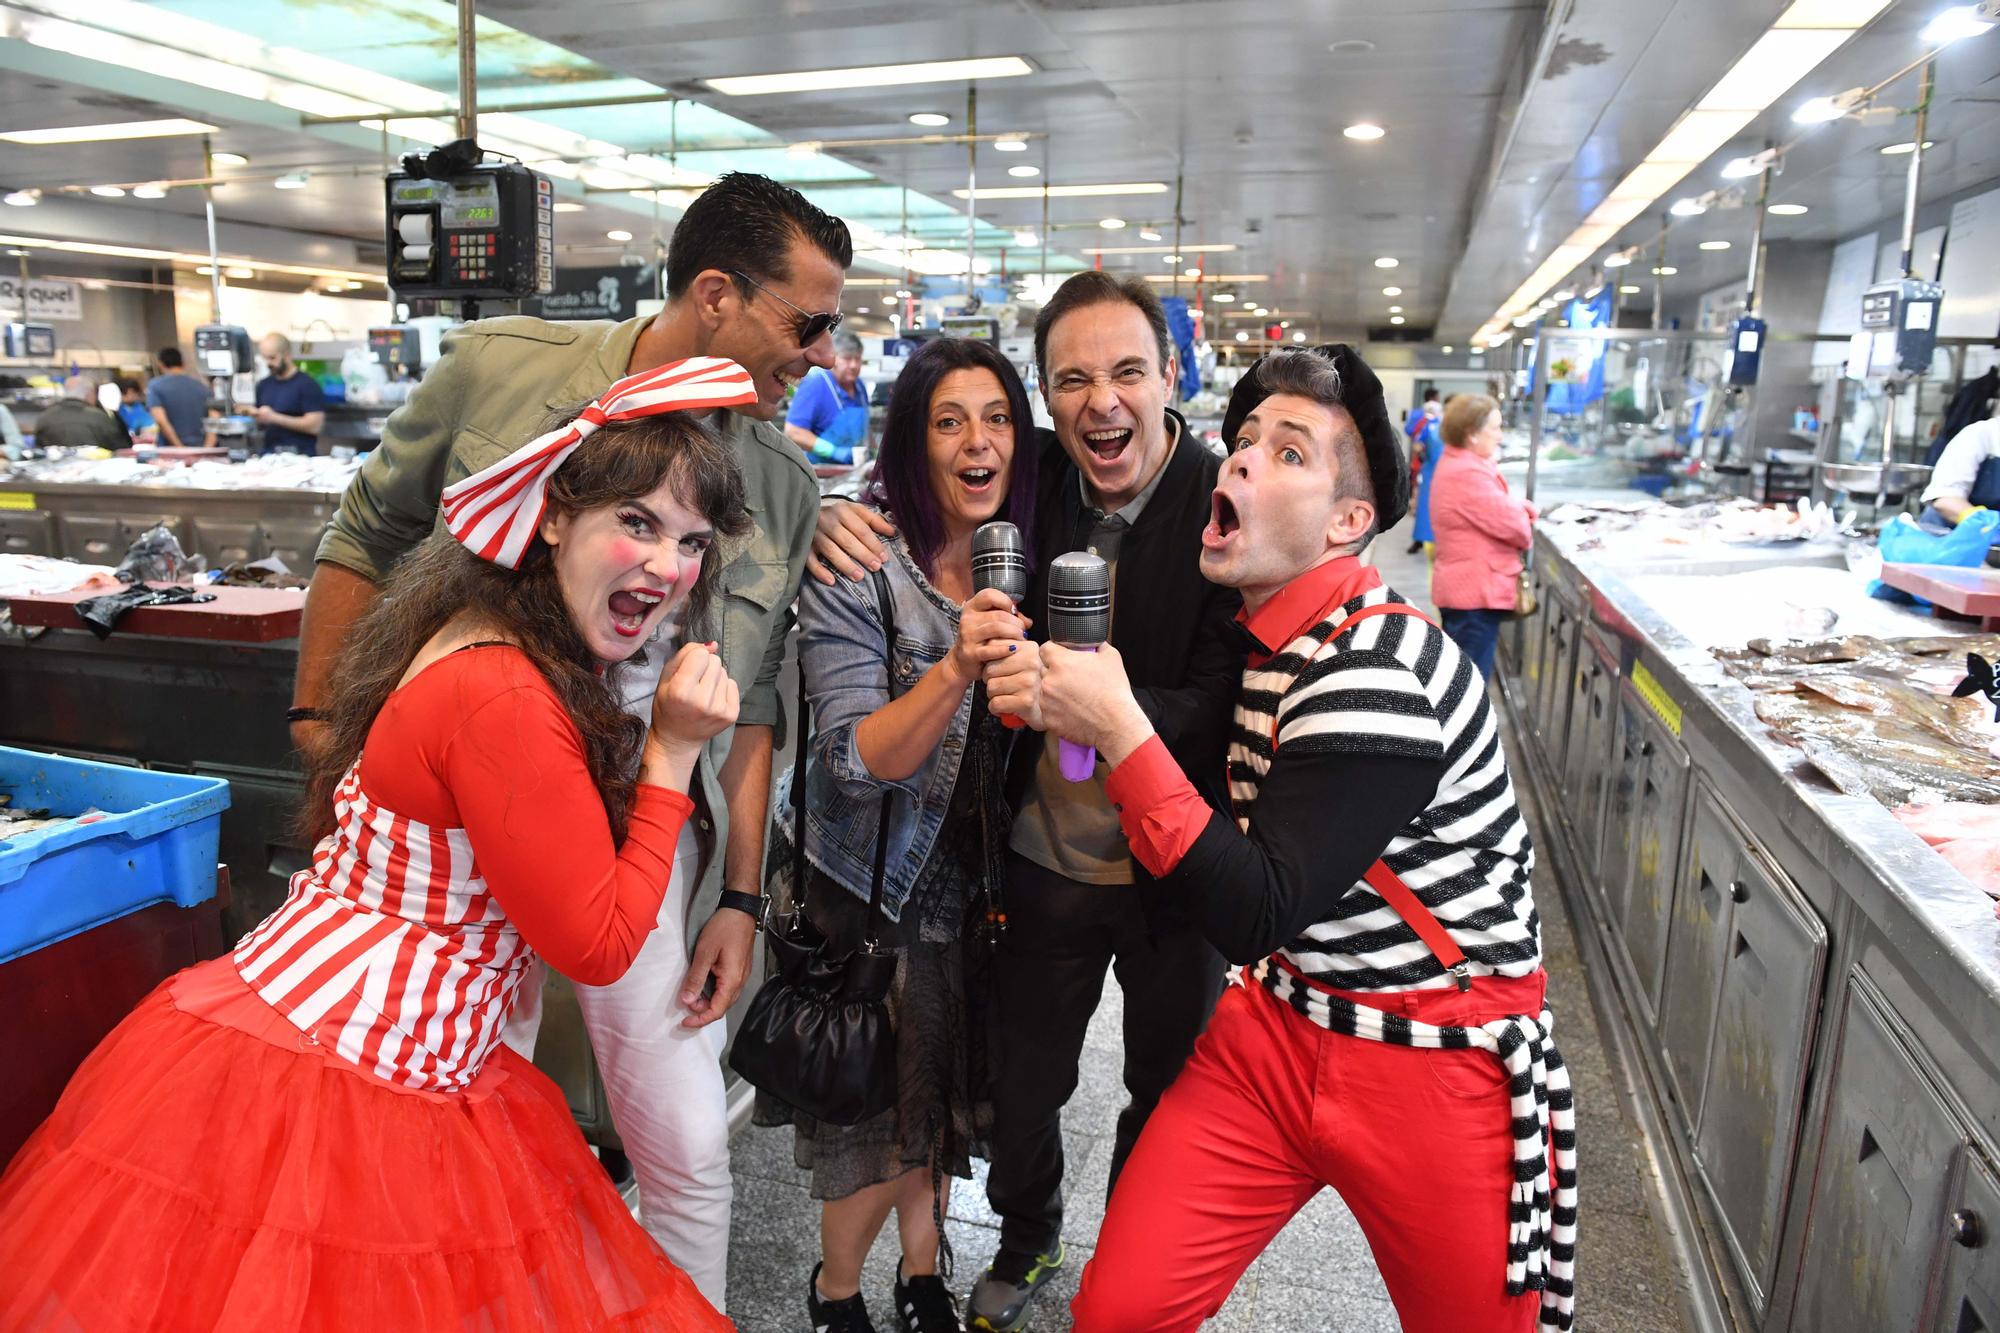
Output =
[{"x1": 1427, "y1": 393, "x2": 1535, "y2": 680}]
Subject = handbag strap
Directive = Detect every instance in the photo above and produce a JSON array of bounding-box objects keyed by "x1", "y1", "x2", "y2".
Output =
[
  {"x1": 862, "y1": 567, "x2": 898, "y2": 951},
  {"x1": 788, "y1": 569, "x2": 902, "y2": 952}
]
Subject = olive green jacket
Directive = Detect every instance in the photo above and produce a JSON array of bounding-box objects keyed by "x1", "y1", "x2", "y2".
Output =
[{"x1": 318, "y1": 314, "x2": 819, "y2": 918}]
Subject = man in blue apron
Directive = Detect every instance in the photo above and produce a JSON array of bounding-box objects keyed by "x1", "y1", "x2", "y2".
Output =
[
  {"x1": 784, "y1": 328, "x2": 870, "y2": 464},
  {"x1": 1919, "y1": 415, "x2": 2000, "y2": 531}
]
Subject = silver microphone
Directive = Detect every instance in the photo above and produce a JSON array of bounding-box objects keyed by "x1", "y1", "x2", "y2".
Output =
[
  {"x1": 1046, "y1": 552, "x2": 1110, "y2": 781},
  {"x1": 971, "y1": 521, "x2": 1029, "y2": 605}
]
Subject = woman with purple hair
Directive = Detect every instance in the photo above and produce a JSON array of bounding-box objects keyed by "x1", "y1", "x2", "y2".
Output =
[{"x1": 756, "y1": 336, "x2": 1039, "y2": 1332}]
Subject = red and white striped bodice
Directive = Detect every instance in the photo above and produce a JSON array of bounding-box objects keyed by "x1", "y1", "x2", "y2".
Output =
[{"x1": 233, "y1": 761, "x2": 532, "y2": 1092}]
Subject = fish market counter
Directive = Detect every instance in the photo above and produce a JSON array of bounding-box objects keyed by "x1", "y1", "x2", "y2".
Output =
[
  {"x1": 1503, "y1": 523, "x2": 2000, "y2": 1331},
  {"x1": 0, "y1": 455, "x2": 357, "y2": 570}
]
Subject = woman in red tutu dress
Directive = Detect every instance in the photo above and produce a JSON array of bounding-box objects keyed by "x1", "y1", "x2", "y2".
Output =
[{"x1": 0, "y1": 358, "x2": 765, "y2": 1332}]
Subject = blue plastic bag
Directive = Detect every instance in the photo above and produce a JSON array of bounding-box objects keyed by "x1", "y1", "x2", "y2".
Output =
[{"x1": 1869, "y1": 508, "x2": 2000, "y2": 604}]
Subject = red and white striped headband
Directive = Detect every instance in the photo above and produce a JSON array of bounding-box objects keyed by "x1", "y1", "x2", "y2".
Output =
[{"x1": 441, "y1": 356, "x2": 758, "y2": 569}]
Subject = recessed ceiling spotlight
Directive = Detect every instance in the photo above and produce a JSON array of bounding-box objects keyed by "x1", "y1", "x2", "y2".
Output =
[
  {"x1": 225, "y1": 266, "x2": 254, "y2": 279},
  {"x1": 607, "y1": 228, "x2": 633, "y2": 241},
  {"x1": 210, "y1": 151, "x2": 248, "y2": 167},
  {"x1": 1879, "y1": 140, "x2": 1936, "y2": 155},
  {"x1": 1552, "y1": 289, "x2": 1574, "y2": 301},
  {"x1": 1374, "y1": 256, "x2": 1398, "y2": 268},
  {"x1": 1214, "y1": 291, "x2": 1236, "y2": 302},
  {"x1": 1699, "y1": 240, "x2": 1732, "y2": 250},
  {"x1": 1669, "y1": 196, "x2": 1707, "y2": 216},
  {"x1": 1292, "y1": 330, "x2": 1307, "y2": 342},
  {"x1": 1252, "y1": 306, "x2": 1268, "y2": 315},
  {"x1": 909, "y1": 112, "x2": 950, "y2": 127},
  {"x1": 1, "y1": 190, "x2": 37, "y2": 206},
  {"x1": 1138, "y1": 229, "x2": 1161, "y2": 241},
  {"x1": 131, "y1": 184, "x2": 167, "y2": 199},
  {"x1": 90, "y1": 185, "x2": 127, "y2": 198},
  {"x1": 1382, "y1": 286, "x2": 1402, "y2": 296},
  {"x1": 856, "y1": 305, "x2": 870, "y2": 313},
  {"x1": 1441, "y1": 345, "x2": 1454, "y2": 354},
  {"x1": 1652, "y1": 265, "x2": 1678, "y2": 275},
  {"x1": 1012, "y1": 229, "x2": 1038, "y2": 247},
  {"x1": 273, "y1": 173, "x2": 309, "y2": 190},
  {"x1": 1328, "y1": 38, "x2": 1377, "y2": 54},
  {"x1": 1235, "y1": 330, "x2": 1249, "y2": 342},
  {"x1": 1343, "y1": 123, "x2": 1386, "y2": 141},
  {"x1": 1389, "y1": 315, "x2": 1406, "y2": 325},
  {"x1": 551, "y1": 201, "x2": 585, "y2": 213},
  {"x1": 1163, "y1": 253, "x2": 1181, "y2": 263},
  {"x1": 1602, "y1": 253, "x2": 1633, "y2": 267},
  {"x1": 1183, "y1": 267, "x2": 1201, "y2": 278},
  {"x1": 894, "y1": 288, "x2": 913, "y2": 298},
  {"x1": 994, "y1": 137, "x2": 1027, "y2": 151},
  {"x1": 1768, "y1": 203, "x2": 1809, "y2": 215},
  {"x1": 1099, "y1": 216, "x2": 1126, "y2": 229},
  {"x1": 1619, "y1": 284, "x2": 1643, "y2": 293},
  {"x1": 1008, "y1": 164, "x2": 1040, "y2": 178}
]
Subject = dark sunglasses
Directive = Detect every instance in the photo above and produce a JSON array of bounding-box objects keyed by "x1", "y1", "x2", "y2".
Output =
[{"x1": 728, "y1": 270, "x2": 843, "y2": 348}]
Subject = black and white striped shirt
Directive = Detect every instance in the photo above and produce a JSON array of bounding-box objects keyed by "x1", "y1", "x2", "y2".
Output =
[{"x1": 1230, "y1": 579, "x2": 1541, "y2": 991}]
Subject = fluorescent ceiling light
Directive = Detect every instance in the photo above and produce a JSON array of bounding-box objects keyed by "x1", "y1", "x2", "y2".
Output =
[
  {"x1": 1769, "y1": 202, "x2": 1810, "y2": 215},
  {"x1": 89, "y1": 185, "x2": 127, "y2": 198},
  {"x1": 1008, "y1": 165, "x2": 1040, "y2": 178},
  {"x1": 0, "y1": 233, "x2": 381, "y2": 285},
  {"x1": 909, "y1": 112, "x2": 950, "y2": 127},
  {"x1": 210, "y1": 151, "x2": 249, "y2": 167},
  {"x1": 0, "y1": 117, "x2": 217, "y2": 145},
  {"x1": 1475, "y1": 0, "x2": 1886, "y2": 342},
  {"x1": 551, "y1": 201, "x2": 585, "y2": 213},
  {"x1": 1699, "y1": 239, "x2": 1733, "y2": 250},
  {"x1": 1922, "y1": 5, "x2": 1996, "y2": 44},
  {"x1": 131, "y1": 184, "x2": 167, "y2": 199},
  {"x1": 1374, "y1": 256, "x2": 1399, "y2": 269},
  {"x1": 707, "y1": 56, "x2": 1033, "y2": 96},
  {"x1": 994, "y1": 138, "x2": 1027, "y2": 151},
  {"x1": 1620, "y1": 284, "x2": 1644, "y2": 293},
  {"x1": 607, "y1": 228, "x2": 633, "y2": 241},
  {"x1": 1082, "y1": 243, "x2": 1237, "y2": 255},
  {"x1": 1343, "y1": 123, "x2": 1386, "y2": 141},
  {"x1": 1879, "y1": 140, "x2": 1936, "y2": 154},
  {"x1": 951, "y1": 181, "x2": 1168, "y2": 200},
  {"x1": 1099, "y1": 217, "x2": 1126, "y2": 229},
  {"x1": 1149, "y1": 273, "x2": 1266, "y2": 282}
]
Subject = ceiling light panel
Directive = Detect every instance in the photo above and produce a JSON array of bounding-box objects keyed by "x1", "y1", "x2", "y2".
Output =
[
  {"x1": 1081, "y1": 243, "x2": 1237, "y2": 255},
  {"x1": 0, "y1": 117, "x2": 218, "y2": 144},
  {"x1": 707, "y1": 56, "x2": 1033, "y2": 96},
  {"x1": 952, "y1": 182, "x2": 1168, "y2": 200}
]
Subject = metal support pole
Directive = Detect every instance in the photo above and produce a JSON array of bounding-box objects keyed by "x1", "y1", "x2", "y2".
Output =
[
  {"x1": 456, "y1": 0, "x2": 478, "y2": 142},
  {"x1": 965, "y1": 83, "x2": 977, "y2": 303},
  {"x1": 1039, "y1": 160, "x2": 1050, "y2": 293},
  {"x1": 201, "y1": 136, "x2": 223, "y2": 324},
  {"x1": 1525, "y1": 328, "x2": 1551, "y2": 505},
  {"x1": 1745, "y1": 160, "x2": 1771, "y2": 315},
  {"x1": 1651, "y1": 221, "x2": 1668, "y2": 331},
  {"x1": 1900, "y1": 60, "x2": 1934, "y2": 277},
  {"x1": 1171, "y1": 171, "x2": 1184, "y2": 301}
]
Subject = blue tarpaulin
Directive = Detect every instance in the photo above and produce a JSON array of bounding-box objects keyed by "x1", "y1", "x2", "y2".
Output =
[{"x1": 1162, "y1": 297, "x2": 1200, "y2": 401}]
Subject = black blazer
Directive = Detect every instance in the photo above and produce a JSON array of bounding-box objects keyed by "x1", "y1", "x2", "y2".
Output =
[{"x1": 1005, "y1": 409, "x2": 1246, "y2": 834}]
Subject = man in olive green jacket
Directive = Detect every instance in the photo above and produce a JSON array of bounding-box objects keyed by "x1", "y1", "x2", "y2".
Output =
[{"x1": 292, "y1": 173, "x2": 851, "y2": 1307}]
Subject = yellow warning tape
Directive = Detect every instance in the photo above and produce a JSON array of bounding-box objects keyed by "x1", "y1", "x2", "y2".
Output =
[{"x1": 1630, "y1": 660, "x2": 1682, "y2": 737}]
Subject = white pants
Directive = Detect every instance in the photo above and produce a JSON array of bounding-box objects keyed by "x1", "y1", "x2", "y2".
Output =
[{"x1": 505, "y1": 836, "x2": 734, "y2": 1308}]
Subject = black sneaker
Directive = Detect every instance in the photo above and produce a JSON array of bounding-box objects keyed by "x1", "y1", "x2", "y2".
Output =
[
  {"x1": 1406, "y1": 539, "x2": 1424, "y2": 554},
  {"x1": 966, "y1": 1242, "x2": 1064, "y2": 1332},
  {"x1": 809, "y1": 1261, "x2": 880, "y2": 1333},
  {"x1": 894, "y1": 1259, "x2": 961, "y2": 1332}
]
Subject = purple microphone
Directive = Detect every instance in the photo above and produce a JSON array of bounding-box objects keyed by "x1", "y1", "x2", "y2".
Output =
[{"x1": 1046, "y1": 551, "x2": 1111, "y2": 782}]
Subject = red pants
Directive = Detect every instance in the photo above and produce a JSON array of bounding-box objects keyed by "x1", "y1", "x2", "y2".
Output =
[{"x1": 1071, "y1": 971, "x2": 1549, "y2": 1333}]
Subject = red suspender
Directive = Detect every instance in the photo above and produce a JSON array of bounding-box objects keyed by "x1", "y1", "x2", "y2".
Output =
[{"x1": 1266, "y1": 599, "x2": 1472, "y2": 991}]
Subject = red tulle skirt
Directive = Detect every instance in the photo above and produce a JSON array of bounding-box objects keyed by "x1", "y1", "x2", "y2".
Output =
[{"x1": 0, "y1": 955, "x2": 731, "y2": 1332}]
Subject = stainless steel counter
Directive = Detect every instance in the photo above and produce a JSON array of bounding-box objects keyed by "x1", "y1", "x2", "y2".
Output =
[
  {"x1": 1504, "y1": 526, "x2": 2000, "y2": 1331},
  {"x1": 0, "y1": 474, "x2": 341, "y2": 569}
]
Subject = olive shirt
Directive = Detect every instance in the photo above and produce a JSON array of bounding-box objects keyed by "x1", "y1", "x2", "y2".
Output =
[{"x1": 316, "y1": 313, "x2": 820, "y2": 927}]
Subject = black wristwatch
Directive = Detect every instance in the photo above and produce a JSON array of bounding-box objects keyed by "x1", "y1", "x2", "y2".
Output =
[{"x1": 717, "y1": 890, "x2": 764, "y2": 923}]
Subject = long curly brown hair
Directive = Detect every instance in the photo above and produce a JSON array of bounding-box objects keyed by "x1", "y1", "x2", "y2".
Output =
[{"x1": 299, "y1": 409, "x2": 750, "y2": 846}]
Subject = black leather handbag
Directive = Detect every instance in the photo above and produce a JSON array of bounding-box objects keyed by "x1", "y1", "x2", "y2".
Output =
[{"x1": 728, "y1": 569, "x2": 899, "y2": 1127}]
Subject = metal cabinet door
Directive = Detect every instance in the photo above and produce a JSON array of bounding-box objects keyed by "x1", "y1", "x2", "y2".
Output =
[
  {"x1": 1657, "y1": 783, "x2": 1736, "y2": 1118},
  {"x1": 0, "y1": 508, "x2": 53, "y2": 555},
  {"x1": 1562, "y1": 642, "x2": 1616, "y2": 876},
  {"x1": 59, "y1": 513, "x2": 126, "y2": 563},
  {"x1": 262, "y1": 518, "x2": 328, "y2": 575},
  {"x1": 1538, "y1": 606, "x2": 1579, "y2": 766},
  {"x1": 1619, "y1": 709, "x2": 1691, "y2": 1027},
  {"x1": 188, "y1": 517, "x2": 266, "y2": 567},
  {"x1": 1930, "y1": 1154, "x2": 2000, "y2": 1331},
  {"x1": 1600, "y1": 689, "x2": 1646, "y2": 928},
  {"x1": 1792, "y1": 978, "x2": 1966, "y2": 1333},
  {"x1": 1690, "y1": 836, "x2": 1828, "y2": 1311}
]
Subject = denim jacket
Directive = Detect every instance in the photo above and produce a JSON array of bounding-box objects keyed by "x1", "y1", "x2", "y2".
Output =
[{"x1": 780, "y1": 534, "x2": 981, "y2": 922}]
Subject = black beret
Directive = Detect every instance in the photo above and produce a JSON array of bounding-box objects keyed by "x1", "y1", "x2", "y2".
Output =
[{"x1": 1219, "y1": 343, "x2": 1410, "y2": 531}]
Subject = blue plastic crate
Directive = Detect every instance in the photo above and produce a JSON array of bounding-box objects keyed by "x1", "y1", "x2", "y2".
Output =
[{"x1": 0, "y1": 747, "x2": 231, "y2": 964}]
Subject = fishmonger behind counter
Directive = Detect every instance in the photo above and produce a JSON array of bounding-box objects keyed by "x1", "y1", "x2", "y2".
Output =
[{"x1": 251, "y1": 334, "x2": 325, "y2": 455}]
